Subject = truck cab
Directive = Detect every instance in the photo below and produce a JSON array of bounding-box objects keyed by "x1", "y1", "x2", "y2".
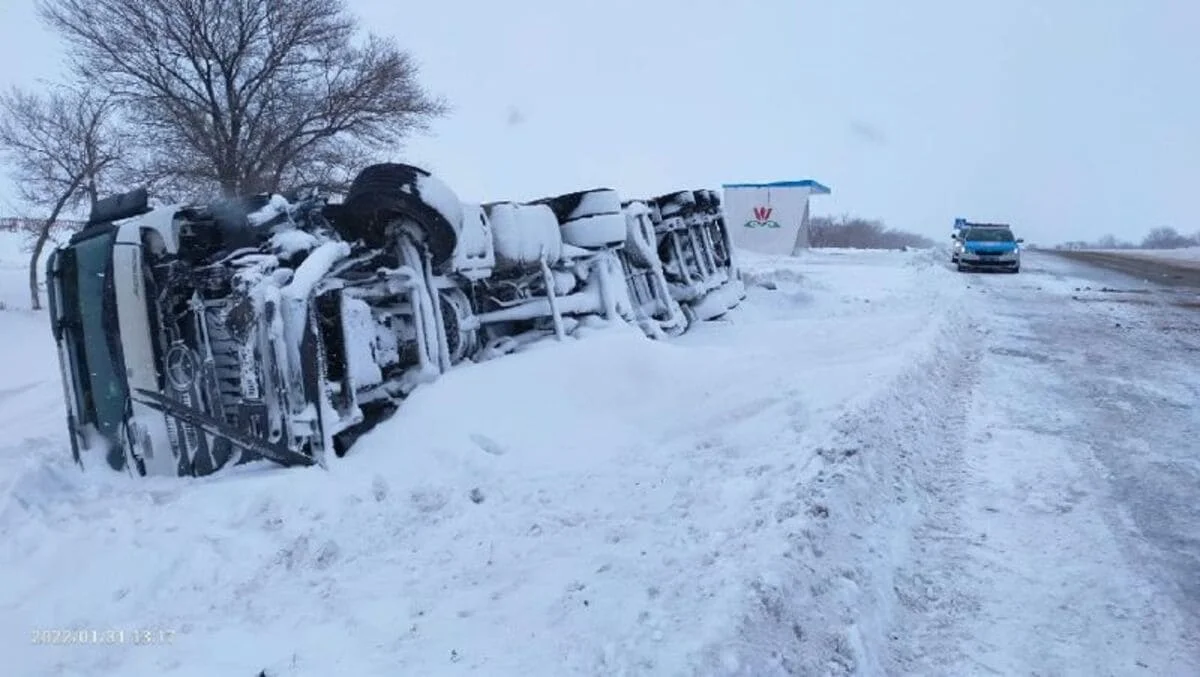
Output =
[
  {"x1": 46, "y1": 217, "x2": 138, "y2": 473},
  {"x1": 46, "y1": 188, "x2": 323, "y2": 477}
]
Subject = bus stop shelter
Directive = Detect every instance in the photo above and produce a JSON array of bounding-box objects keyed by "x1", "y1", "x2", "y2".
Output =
[{"x1": 722, "y1": 179, "x2": 832, "y2": 256}]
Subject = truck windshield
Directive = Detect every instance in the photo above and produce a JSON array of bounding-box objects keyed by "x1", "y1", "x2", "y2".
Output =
[
  {"x1": 56, "y1": 228, "x2": 129, "y2": 454},
  {"x1": 964, "y1": 228, "x2": 1014, "y2": 242}
]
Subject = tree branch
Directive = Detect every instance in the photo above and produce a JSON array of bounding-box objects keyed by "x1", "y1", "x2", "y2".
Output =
[{"x1": 38, "y1": 0, "x2": 447, "y2": 197}]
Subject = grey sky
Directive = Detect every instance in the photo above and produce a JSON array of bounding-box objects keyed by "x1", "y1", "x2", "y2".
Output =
[{"x1": 1, "y1": 0, "x2": 1197, "y2": 244}]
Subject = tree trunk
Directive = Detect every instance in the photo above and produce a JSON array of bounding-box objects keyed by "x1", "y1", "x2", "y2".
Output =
[
  {"x1": 28, "y1": 185, "x2": 81, "y2": 310},
  {"x1": 29, "y1": 224, "x2": 52, "y2": 311}
]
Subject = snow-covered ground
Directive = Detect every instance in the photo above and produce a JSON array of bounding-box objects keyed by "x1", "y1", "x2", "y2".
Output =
[
  {"x1": 0, "y1": 227, "x2": 69, "y2": 310},
  {"x1": 1091, "y1": 246, "x2": 1200, "y2": 267},
  {"x1": 2, "y1": 240, "x2": 1198, "y2": 676}
]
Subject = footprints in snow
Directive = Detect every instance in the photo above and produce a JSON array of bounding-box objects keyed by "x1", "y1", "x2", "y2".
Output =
[
  {"x1": 1021, "y1": 482, "x2": 1089, "y2": 516},
  {"x1": 371, "y1": 475, "x2": 389, "y2": 502},
  {"x1": 817, "y1": 446, "x2": 860, "y2": 463},
  {"x1": 0, "y1": 380, "x2": 38, "y2": 404},
  {"x1": 988, "y1": 345, "x2": 1062, "y2": 365},
  {"x1": 469, "y1": 433, "x2": 508, "y2": 456},
  {"x1": 273, "y1": 534, "x2": 341, "y2": 572}
]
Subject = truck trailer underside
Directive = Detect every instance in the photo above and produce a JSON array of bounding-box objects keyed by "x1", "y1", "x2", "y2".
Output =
[{"x1": 46, "y1": 163, "x2": 747, "y2": 477}]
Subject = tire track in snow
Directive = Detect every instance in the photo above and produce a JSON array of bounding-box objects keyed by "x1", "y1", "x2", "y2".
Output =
[
  {"x1": 537, "y1": 262, "x2": 975, "y2": 675},
  {"x1": 674, "y1": 301, "x2": 982, "y2": 676},
  {"x1": 900, "y1": 257, "x2": 1200, "y2": 676},
  {"x1": 881, "y1": 322, "x2": 987, "y2": 676}
]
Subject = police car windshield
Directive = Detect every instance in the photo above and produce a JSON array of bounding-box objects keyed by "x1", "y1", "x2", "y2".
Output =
[{"x1": 964, "y1": 228, "x2": 1014, "y2": 242}]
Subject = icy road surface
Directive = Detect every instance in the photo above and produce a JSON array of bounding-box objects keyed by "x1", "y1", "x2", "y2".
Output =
[
  {"x1": 0, "y1": 241, "x2": 1197, "y2": 676},
  {"x1": 892, "y1": 253, "x2": 1200, "y2": 676}
]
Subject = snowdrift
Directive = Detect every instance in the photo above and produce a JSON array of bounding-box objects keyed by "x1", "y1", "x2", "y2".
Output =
[{"x1": 1, "y1": 246, "x2": 975, "y2": 676}]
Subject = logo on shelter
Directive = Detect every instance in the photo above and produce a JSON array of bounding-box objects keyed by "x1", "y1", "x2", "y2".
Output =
[{"x1": 744, "y1": 206, "x2": 780, "y2": 229}]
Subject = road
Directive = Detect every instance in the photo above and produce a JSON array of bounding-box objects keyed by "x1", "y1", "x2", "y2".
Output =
[
  {"x1": 891, "y1": 251, "x2": 1200, "y2": 676},
  {"x1": 1047, "y1": 249, "x2": 1200, "y2": 289}
]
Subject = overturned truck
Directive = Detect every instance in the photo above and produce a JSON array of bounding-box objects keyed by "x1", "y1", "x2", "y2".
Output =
[{"x1": 45, "y1": 163, "x2": 745, "y2": 477}]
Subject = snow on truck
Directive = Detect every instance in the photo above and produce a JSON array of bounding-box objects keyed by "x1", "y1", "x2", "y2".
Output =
[{"x1": 45, "y1": 163, "x2": 745, "y2": 478}]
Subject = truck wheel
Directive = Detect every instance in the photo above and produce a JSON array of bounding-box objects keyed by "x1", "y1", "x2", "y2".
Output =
[
  {"x1": 531, "y1": 188, "x2": 626, "y2": 249},
  {"x1": 653, "y1": 190, "x2": 698, "y2": 220},
  {"x1": 336, "y1": 163, "x2": 462, "y2": 269},
  {"x1": 439, "y1": 286, "x2": 479, "y2": 364}
]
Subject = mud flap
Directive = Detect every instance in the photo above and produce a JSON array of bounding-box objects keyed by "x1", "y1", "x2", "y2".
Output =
[{"x1": 132, "y1": 388, "x2": 316, "y2": 469}]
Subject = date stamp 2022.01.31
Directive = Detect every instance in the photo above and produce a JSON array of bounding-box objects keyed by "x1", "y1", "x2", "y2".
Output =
[{"x1": 31, "y1": 628, "x2": 177, "y2": 646}]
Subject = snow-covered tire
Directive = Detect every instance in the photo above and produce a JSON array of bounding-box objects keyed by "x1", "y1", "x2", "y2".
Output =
[
  {"x1": 532, "y1": 188, "x2": 626, "y2": 249},
  {"x1": 654, "y1": 190, "x2": 698, "y2": 220},
  {"x1": 705, "y1": 189, "x2": 723, "y2": 210},
  {"x1": 619, "y1": 201, "x2": 661, "y2": 268},
  {"x1": 692, "y1": 189, "x2": 719, "y2": 213},
  {"x1": 484, "y1": 201, "x2": 564, "y2": 269},
  {"x1": 336, "y1": 163, "x2": 463, "y2": 268}
]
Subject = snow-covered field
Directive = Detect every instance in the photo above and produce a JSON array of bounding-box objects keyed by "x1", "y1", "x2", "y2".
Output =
[
  {"x1": 2, "y1": 236, "x2": 1198, "y2": 676},
  {"x1": 0, "y1": 227, "x2": 69, "y2": 310},
  {"x1": 1091, "y1": 246, "x2": 1200, "y2": 267}
]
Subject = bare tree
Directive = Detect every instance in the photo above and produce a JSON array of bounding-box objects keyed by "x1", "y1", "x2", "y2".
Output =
[
  {"x1": 1141, "y1": 226, "x2": 1191, "y2": 250},
  {"x1": 808, "y1": 214, "x2": 934, "y2": 250},
  {"x1": 0, "y1": 86, "x2": 122, "y2": 309},
  {"x1": 38, "y1": 0, "x2": 448, "y2": 198}
]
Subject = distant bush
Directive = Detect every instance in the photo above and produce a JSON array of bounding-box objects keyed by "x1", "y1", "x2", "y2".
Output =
[
  {"x1": 808, "y1": 215, "x2": 934, "y2": 250},
  {"x1": 1140, "y1": 226, "x2": 1195, "y2": 249},
  {"x1": 1057, "y1": 226, "x2": 1198, "y2": 250}
]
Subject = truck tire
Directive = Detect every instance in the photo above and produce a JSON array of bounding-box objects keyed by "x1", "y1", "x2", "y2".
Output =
[
  {"x1": 653, "y1": 190, "x2": 698, "y2": 220},
  {"x1": 531, "y1": 188, "x2": 626, "y2": 249},
  {"x1": 336, "y1": 163, "x2": 462, "y2": 269}
]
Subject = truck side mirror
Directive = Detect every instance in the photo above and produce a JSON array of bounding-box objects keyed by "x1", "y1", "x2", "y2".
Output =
[{"x1": 1017, "y1": 238, "x2": 1025, "y2": 243}]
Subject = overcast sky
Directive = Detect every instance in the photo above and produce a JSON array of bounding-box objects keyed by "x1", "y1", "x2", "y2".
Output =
[{"x1": 1, "y1": 0, "x2": 1197, "y2": 245}]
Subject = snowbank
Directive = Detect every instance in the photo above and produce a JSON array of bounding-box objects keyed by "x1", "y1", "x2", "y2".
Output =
[{"x1": 0, "y1": 247, "x2": 971, "y2": 676}]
